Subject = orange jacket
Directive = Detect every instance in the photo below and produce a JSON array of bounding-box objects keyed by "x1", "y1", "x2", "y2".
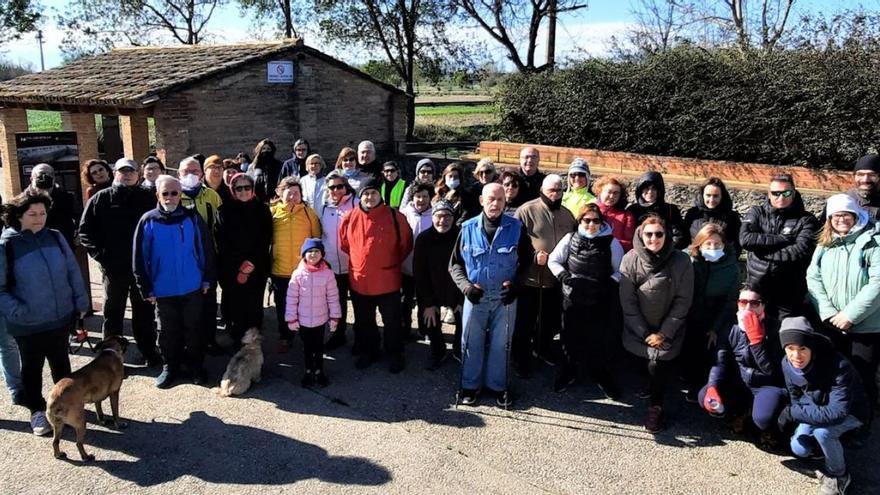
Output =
[{"x1": 339, "y1": 204, "x2": 413, "y2": 296}]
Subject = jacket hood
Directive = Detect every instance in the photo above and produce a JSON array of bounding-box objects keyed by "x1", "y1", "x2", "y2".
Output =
[
  {"x1": 635, "y1": 171, "x2": 667, "y2": 207},
  {"x1": 633, "y1": 224, "x2": 675, "y2": 267},
  {"x1": 693, "y1": 181, "x2": 734, "y2": 213},
  {"x1": 579, "y1": 221, "x2": 614, "y2": 239}
]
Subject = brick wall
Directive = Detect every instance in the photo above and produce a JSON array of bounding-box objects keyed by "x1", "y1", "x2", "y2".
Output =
[{"x1": 153, "y1": 50, "x2": 405, "y2": 168}]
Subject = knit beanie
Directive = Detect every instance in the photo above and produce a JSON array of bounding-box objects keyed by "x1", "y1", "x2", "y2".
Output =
[
  {"x1": 854, "y1": 153, "x2": 880, "y2": 174},
  {"x1": 568, "y1": 158, "x2": 590, "y2": 178},
  {"x1": 300, "y1": 238, "x2": 325, "y2": 257},
  {"x1": 416, "y1": 158, "x2": 435, "y2": 175},
  {"x1": 779, "y1": 316, "x2": 818, "y2": 349},
  {"x1": 358, "y1": 177, "x2": 381, "y2": 197},
  {"x1": 432, "y1": 199, "x2": 455, "y2": 215},
  {"x1": 825, "y1": 193, "x2": 864, "y2": 219}
]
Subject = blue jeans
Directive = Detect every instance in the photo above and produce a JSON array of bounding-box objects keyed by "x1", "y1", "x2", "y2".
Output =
[
  {"x1": 0, "y1": 317, "x2": 21, "y2": 397},
  {"x1": 790, "y1": 415, "x2": 862, "y2": 476},
  {"x1": 461, "y1": 297, "x2": 516, "y2": 391}
]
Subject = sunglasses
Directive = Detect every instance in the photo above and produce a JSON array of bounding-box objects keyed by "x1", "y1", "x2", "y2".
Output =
[
  {"x1": 328, "y1": 184, "x2": 346, "y2": 191},
  {"x1": 419, "y1": 170, "x2": 432, "y2": 175},
  {"x1": 569, "y1": 173, "x2": 587, "y2": 178},
  {"x1": 769, "y1": 190, "x2": 793, "y2": 198},
  {"x1": 737, "y1": 299, "x2": 764, "y2": 307},
  {"x1": 383, "y1": 169, "x2": 398, "y2": 173},
  {"x1": 342, "y1": 157, "x2": 356, "y2": 162},
  {"x1": 503, "y1": 182, "x2": 519, "y2": 188},
  {"x1": 581, "y1": 218, "x2": 602, "y2": 225},
  {"x1": 643, "y1": 231, "x2": 665, "y2": 238},
  {"x1": 161, "y1": 191, "x2": 180, "y2": 197},
  {"x1": 234, "y1": 185, "x2": 253, "y2": 192}
]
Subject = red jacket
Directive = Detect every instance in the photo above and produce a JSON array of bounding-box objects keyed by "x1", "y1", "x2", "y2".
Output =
[
  {"x1": 597, "y1": 202, "x2": 636, "y2": 252},
  {"x1": 339, "y1": 204, "x2": 413, "y2": 296}
]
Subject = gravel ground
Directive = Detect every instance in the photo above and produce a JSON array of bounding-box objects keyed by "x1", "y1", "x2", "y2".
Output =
[{"x1": 0, "y1": 264, "x2": 877, "y2": 495}]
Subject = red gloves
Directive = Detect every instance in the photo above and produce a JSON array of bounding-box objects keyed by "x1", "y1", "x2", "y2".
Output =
[
  {"x1": 741, "y1": 310, "x2": 765, "y2": 345},
  {"x1": 702, "y1": 386, "x2": 724, "y2": 415},
  {"x1": 237, "y1": 260, "x2": 255, "y2": 284}
]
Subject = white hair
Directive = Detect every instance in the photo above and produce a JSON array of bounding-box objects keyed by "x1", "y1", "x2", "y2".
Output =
[
  {"x1": 31, "y1": 163, "x2": 54, "y2": 177},
  {"x1": 155, "y1": 174, "x2": 181, "y2": 191},
  {"x1": 357, "y1": 141, "x2": 375, "y2": 153},
  {"x1": 542, "y1": 174, "x2": 564, "y2": 190},
  {"x1": 178, "y1": 156, "x2": 201, "y2": 172}
]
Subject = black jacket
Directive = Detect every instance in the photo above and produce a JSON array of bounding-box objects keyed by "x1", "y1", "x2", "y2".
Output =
[
  {"x1": 360, "y1": 159, "x2": 383, "y2": 181},
  {"x1": 249, "y1": 154, "x2": 283, "y2": 202},
  {"x1": 216, "y1": 198, "x2": 273, "y2": 286},
  {"x1": 79, "y1": 184, "x2": 155, "y2": 275},
  {"x1": 626, "y1": 171, "x2": 686, "y2": 249},
  {"x1": 35, "y1": 185, "x2": 78, "y2": 247},
  {"x1": 413, "y1": 226, "x2": 463, "y2": 308},
  {"x1": 739, "y1": 193, "x2": 819, "y2": 299},
  {"x1": 682, "y1": 183, "x2": 743, "y2": 254},
  {"x1": 708, "y1": 319, "x2": 783, "y2": 389},
  {"x1": 517, "y1": 169, "x2": 546, "y2": 203}
]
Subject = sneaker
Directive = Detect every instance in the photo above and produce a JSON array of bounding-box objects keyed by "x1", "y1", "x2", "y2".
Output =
[
  {"x1": 276, "y1": 340, "x2": 291, "y2": 354},
  {"x1": 645, "y1": 405, "x2": 665, "y2": 433},
  {"x1": 495, "y1": 390, "x2": 513, "y2": 408},
  {"x1": 595, "y1": 380, "x2": 621, "y2": 401},
  {"x1": 817, "y1": 471, "x2": 851, "y2": 495},
  {"x1": 145, "y1": 352, "x2": 163, "y2": 368},
  {"x1": 155, "y1": 365, "x2": 176, "y2": 389},
  {"x1": 314, "y1": 371, "x2": 329, "y2": 388},
  {"x1": 459, "y1": 389, "x2": 478, "y2": 406},
  {"x1": 30, "y1": 411, "x2": 51, "y2": 436},
  {"x1": 301, "y1": 372, "x2": 315, "y2": 388},
  {"x1": 388, "y1": 354, "x2": 406, "y2": 374},
  {"x1": 325, "y1": 332, "x2": 347, "y2": 351}
]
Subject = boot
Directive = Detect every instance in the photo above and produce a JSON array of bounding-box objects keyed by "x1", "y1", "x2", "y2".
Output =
[{"x1": 155, "y1": 365, "x2": 176, "y2": 389}]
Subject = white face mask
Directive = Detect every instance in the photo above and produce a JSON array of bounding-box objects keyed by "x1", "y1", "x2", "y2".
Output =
[
  {"x1": 445, "y1": 177, "x2": 460, "y2": 190},
  {"x1": 179, "y1": 174, "x2": 201, "y2": 189},
  {"x1": 700, "y1": 247, "x2": 724, "y2": 262}
]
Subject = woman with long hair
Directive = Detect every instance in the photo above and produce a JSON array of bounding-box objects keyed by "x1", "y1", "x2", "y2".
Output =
[{"x1": 82, "y1": 159, "x2": 112, "y2": 200}]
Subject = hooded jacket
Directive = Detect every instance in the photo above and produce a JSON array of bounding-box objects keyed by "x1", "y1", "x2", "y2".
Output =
[
  {"x1": 561, "y1": 186, "x2": 596, "y2": 219},
  {"x1": 688, "y1": 244, "x2": 740, "y2": 338},
  {"x1": 740, "y1": 193, "x2": 819, "y2": 299},
  {"x1": 807, "y1": 219, "x2": 880, "y2": 334},
  {"x1": 626, "y1": 171, "x2": 686, "y2": 249},
  {"x1": 270, "y1": 201, "x2": 322, "y2": 278},
  {"x1": 217, "y1": 198, "x2": 273, "y2": 287},
  {"x1": 619, "y1": 225, "x2": 694, "y2": 361},
  {"x1": 683, "y1": 183, "x2": 742, "y2": 254},
  {"x1": 318, "y1": 191, "x2": 357, "y2": 276},
  {"x1": 400, "y1": 202, "x2": 433, "y2": 276},
  {"x1": 79, "y1": 184, "x2": 155, "y2": 275},
  {"x1": 781, "y1": 326, "x2": 870, "y2": 426},
  {"x1": 400, "y1": 161, "x2": 435, "y2": 206},
  {"x1": 414, "y1": 225, "x2": 464, "y2": 309},
  {"x1": 596, "y1": 196, "x2": 636, "y2": 252},
  {"x1": 0, "y1": 227, "x2": 89, "y2": 336},
  {"x1": 515, "y1": 195, "x2": 577, "y2": 288},
  {"x1": 248, "y1": 144, "x2": 283, "y2": 202},
  {"x1": 339, "y1": 203, "x2": 413, "y2": 296},
  {"x1": 707, "y1": 318, "x2": 783, "y2": 389},
  {"x1": 284, "y1": 259, "x2": 341, "y2": 327}
]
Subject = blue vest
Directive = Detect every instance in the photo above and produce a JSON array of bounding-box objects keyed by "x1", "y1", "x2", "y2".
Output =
[{"x1": 460, "y1": 213, "x2": 521, "y2": 295}]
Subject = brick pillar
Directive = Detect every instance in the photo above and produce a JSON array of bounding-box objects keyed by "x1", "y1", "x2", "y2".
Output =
[
  {"x1": 0, "y1": 107, "x2": 29, "y2": 201},
  {"x1": 60, "y1": 111, "x2": 99, "y2": 205},
  {"x1": 120, "y1": 114, "x2": 150, "y2": 161}
]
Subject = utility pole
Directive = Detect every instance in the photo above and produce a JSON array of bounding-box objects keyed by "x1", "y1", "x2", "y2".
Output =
[
  {"x1": 36, "y1": 30, "x2": 45, "y2": 71},
  {"x1": 546, "y1": 0, "x2": 557, "y2": 71}
]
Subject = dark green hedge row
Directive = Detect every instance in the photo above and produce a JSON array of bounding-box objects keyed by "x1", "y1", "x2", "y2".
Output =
[{"x1": 495, "y1": 47, "x2": 880, "y2": 169}]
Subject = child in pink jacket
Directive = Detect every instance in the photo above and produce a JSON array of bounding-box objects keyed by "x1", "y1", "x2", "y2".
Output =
[{"x1": 286, "y1": 238, "x2": 341, "y2": 387}]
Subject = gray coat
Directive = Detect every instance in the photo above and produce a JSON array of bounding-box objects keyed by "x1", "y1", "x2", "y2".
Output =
[{"x1": 619, "y1": 226, "x2": 694, "y2": 361}]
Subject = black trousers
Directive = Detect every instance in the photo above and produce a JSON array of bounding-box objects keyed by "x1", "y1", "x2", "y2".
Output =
[
  {"x1": 646, "y1": 358, "x2": 673, "y2": 408},
  {"x1": 560, "y1": 300, "x2": 615, "y2": 382},
  {"x1": 156, "y1": 291, "x2": 204, "y2": 370},
  {"x1": 417, "y1": 304, "x2": 458, "y2": 358},
  {"x1": 335, "y1": 273, "x2": 351, "y2": 335},
  {"x1": 15, "y1": 325, "x2": 71, "y2": 413},
  {"x1": 682, "y1": 317, "x2": 717, "y2": 395},
  {"x1": 220, "y1": 275, "x2": 266, "y2": 343},
  {"x1": 270, "y1": 276, "x2": 292, "y2": 342},
  {"x1": 512, "y1": 285, "x2": 562, "y2": 365},
  {"x1": 101, "y1": 269, "x2": 157, "y2": 359},
  {"x1": 300, "y1": 325, "x2": 325, "y2": 372},
  {"x1": 200, "y1": 283, "x2": 219, "y2": 346},
  {"x1": 824, "y1": 328, "x2": 879, "y2": 422},
  {"x1": 352, "y1": 290, "x2": 403, "y2": 357},
  {"x1": 401, "y1": 275, "x2": 417, "y2": 337}
]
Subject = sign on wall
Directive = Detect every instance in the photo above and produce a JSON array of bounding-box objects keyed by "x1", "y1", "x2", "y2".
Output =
[
  {"x1": 15, "y1": 132, "x2": 83, "y2": 206},
  {"x1": 267, "y1": 61, "x2": 294, "y2": 84}
]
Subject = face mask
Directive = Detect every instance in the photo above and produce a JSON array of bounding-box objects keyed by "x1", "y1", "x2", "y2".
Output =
[
  {"x1": 445, "y1": 177, "x2": 460, "y2": 190},
  {"x1": 34, "y1": 174, "x2": 53, "y2": 189},
  {"x1": 578, "y1": 226, "x2": 595, "y2": 238},
  {"x1": 343, "y1": 168, "x2": 357, "y2": 178},
  {"x1": 700, "y1": 248, "x2": 724, "y2": 262},
  {"x1": 179, "y1": 174, "x2": 201, "y2": 189}
]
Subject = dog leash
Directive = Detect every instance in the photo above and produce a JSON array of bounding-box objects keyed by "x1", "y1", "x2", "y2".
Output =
[{"x1": 69, "y1": 318, "x2": 95, "y2": 354}]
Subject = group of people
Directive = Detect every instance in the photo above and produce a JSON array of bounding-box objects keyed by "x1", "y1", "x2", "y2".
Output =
[{"x1": 2, "y1": 139, "x2": 879, "y2": 495}]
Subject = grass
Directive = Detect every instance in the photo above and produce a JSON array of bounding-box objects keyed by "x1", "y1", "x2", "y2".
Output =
[
  {"x1": 413, "y1": 103, "x2": 498, "y2": 142},
  {"x1": 414, "y1": 104, "x2": 494, "y2": 116},
  {"x1": 27, "y1": 110, "x2": 63, "y2": 132}
]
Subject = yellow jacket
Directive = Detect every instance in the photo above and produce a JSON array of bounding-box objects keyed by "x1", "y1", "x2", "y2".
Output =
[
  {"x1": 271, "y1": 201, "x2": 322, "y2": 277},
  {"x1": 181, "y1": 186, "x2": 223, "y2": 234}
]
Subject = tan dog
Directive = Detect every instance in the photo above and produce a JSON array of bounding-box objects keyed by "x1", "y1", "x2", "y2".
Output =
[
  {"x1": 218, "y1": 328, "x2": 263, "y2": 397},
  {"x1": 47, "y1": 335, "x2": 129, "y2": 461}
]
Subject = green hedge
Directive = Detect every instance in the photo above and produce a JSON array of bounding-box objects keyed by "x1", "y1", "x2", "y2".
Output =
[{"x1": 495, "y1": 47, "x2": 880, "y2": 169}]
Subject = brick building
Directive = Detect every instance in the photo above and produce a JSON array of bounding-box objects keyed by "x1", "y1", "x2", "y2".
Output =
[{"x1": 0, "y1": 39, "x2": 410, "y2": 201}]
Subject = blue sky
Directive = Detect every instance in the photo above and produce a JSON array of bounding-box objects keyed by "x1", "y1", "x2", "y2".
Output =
[{"x1": 3, "y1": 0, "x2": 871, "y2": 71}]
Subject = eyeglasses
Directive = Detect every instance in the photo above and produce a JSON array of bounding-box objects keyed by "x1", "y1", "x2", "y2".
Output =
[
  {"x1": 769, "y1": 190, "x2": 794, "y2": 198},
  {"x1": 546, "y1": 188, "x2": 562, "y2": 193},
  {"x1": 581, "y1": 218, "x2": 602, "y2": 225},
  {"x1": 737, "y1": 299, "x2": 764, "y2": 307},
  {"x1": 161, "y1": 191, "x2": 180, "y2": 197},
  {"x1": 643, "y1": 231, "x2": 665, "y2": 238},
  {"x1": 328, "y1": 184, "x2": 346, "y2": 191},
  {"x1": 477, "y1": 170, "x2": 493, "y2": 176},
  {"x1": 234, "y1": 185, "x2": 253, "y2": 192},
  {"x1": 503, "y1": 182, "x2": 519, "y2": 188},
  {"x1": 569, "y1": 173, "x2": 587, "y2": 178},
  {"x1": 383, "y1": 169, "x2": 398, "y2": 174},
  {"x1": 418, "y1": 170, "x2": 432, "y2": 175},
  {"x1": 342, "y1": 157, "x2": 356, "y2": 162}
]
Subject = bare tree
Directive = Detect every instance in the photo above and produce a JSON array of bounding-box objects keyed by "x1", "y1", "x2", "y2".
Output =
[
  {"x1": 238, "y1": 0, "x2": 298, "y2": 38},
  {"x1": 628, "y1": 0, "x2": 690, "y2": 54},
  {"x1": 452, "y1": 0, "x2": 588, "y2": 72}
]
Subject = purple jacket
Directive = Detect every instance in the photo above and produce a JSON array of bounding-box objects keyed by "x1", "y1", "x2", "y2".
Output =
[{"x1": 285, "y1": 259, "x2": 341, "y2": 327}]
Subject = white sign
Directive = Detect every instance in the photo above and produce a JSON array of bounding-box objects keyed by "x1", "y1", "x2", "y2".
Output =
[{"x1": 267, "y1": 61, "x2": 294, "y2": 84}]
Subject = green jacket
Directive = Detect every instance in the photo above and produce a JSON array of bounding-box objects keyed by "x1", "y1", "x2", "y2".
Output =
[
  {"x1": 807, "y1": 221, "x2": 880, "y2": 333},
  {"x1": 689, "y1": 245, "x2": 740, "y2": 337},
  {"x1": 562, "y1": 187, "x2": 596, "y2": 218}
]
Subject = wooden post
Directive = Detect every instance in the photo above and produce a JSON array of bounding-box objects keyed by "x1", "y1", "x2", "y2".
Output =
[
  {"x1": 0, "y1": 107, "x2": 29, "y2": 201},
  {"x1": 120, "y1": 114, "x2": 150, "y2": 161}
]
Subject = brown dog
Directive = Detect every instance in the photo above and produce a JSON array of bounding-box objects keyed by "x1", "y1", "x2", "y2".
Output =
[{"x1": 47, "y1": 335, "x2": 129, "y2": 461}]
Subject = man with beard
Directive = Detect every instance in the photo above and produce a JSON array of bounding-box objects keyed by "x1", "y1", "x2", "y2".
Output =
[
  {"x1": 79, "y1": 159, "x2": 159, "y2": 366},
  {"x1": 357, "y1": 140, "x2": 383, "y2": 180},
  {"x1": 846, "y1": 153, "x2": 880, "y2": 220}
]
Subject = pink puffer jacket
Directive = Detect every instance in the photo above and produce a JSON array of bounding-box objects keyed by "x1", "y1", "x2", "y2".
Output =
[{"x1": 285, "y1": 259, "x2": 342, "y2": 327}]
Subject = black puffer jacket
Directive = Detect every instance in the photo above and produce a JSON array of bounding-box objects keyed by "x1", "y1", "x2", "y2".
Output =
[
  {"x1": 517, "y1": 169, "x2": 546, "y2": 203},
  {"x1": 216, "y1": 198, "x2": 273, "y2": 287},
  {"x1": 626, "y1": 171, "x2": 686, "y2": 249},
  {"x1": 682, "y1": 182, "x2": 743, "y2": 254},
  {"x1": 79, "y1": 184, "x2": 155, "y2": 275},
  {"x1": 413, "y1": 225, "x2": 463, "y2": 308},
  {"x1": 739, "y1": 193, "x2": 819, "y2": 299}
]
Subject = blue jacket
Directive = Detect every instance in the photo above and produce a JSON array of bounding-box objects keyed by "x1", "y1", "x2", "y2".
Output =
[
  {"x1": 782, "y1": 342, "x2": 870, "y2": 427},
  {"x1": 459, "y1": 213, "x2": 522, "y2": 296},
  {"x1": 708, "y1": 321, "x2": 783, "y2": 389},
  {"x1": 0, "y1": 227, "x2": 88, "y2": 336},
  {"x1": 133, "y1": 206, "x2": 215, "y2": 299}
]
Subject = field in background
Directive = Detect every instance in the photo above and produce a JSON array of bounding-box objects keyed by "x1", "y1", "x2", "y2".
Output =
[{"x1": 413, "y1": 102, "x2": 496, "y2": 142}]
